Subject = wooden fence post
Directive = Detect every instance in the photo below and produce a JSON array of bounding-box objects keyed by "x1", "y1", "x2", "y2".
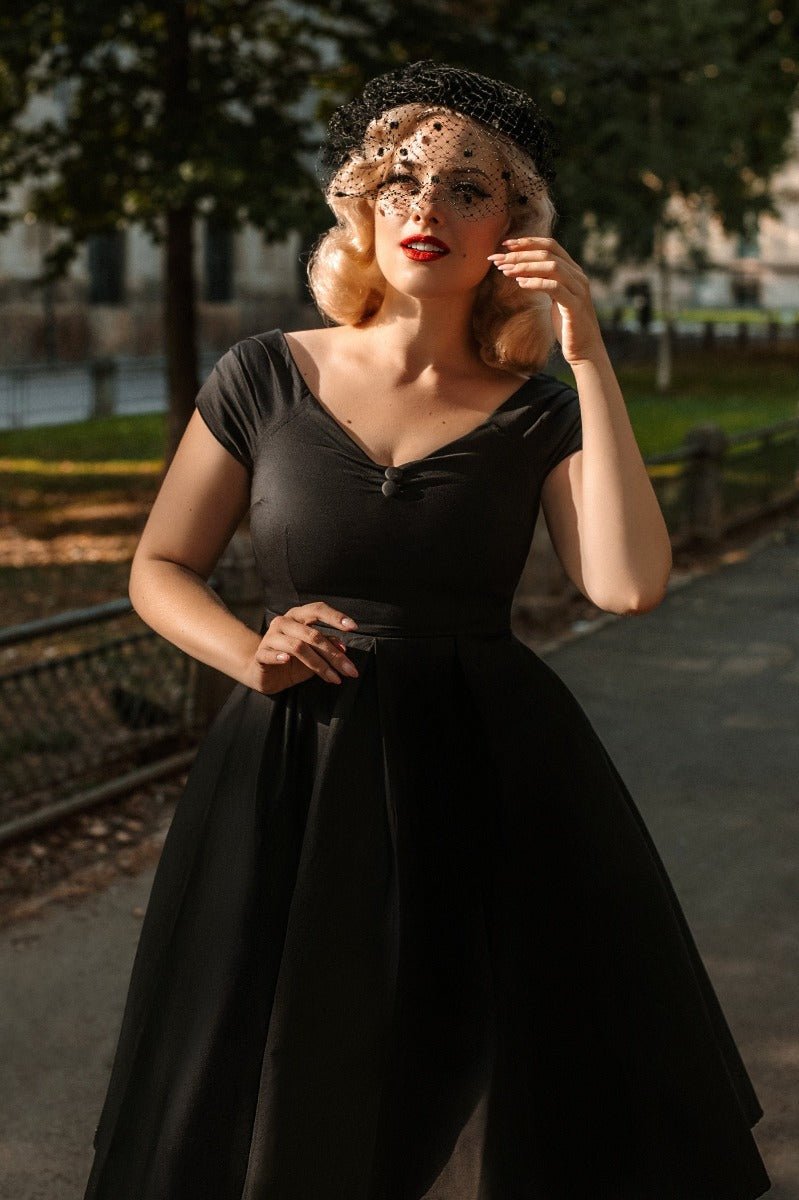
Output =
[
  {"x1": 682, "y1": 423, "x2": 729, "y2": 544},
  {"x1": 90, "y1": 357, "x2": 117, "y2": 418}
]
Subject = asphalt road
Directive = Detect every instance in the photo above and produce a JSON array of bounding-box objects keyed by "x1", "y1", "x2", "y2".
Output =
[{"x1": 1, "y1": 523, "x2": 796, "y2": 1199}]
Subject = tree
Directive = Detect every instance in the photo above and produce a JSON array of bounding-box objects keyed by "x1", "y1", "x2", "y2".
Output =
[
  {"x1": 0, "y1": 1, "x2": 333, "y2": 465},
  {"x1": 487, "y1": 0, "x2": 799, "y2": 388},
  {"x1": 2, "y1": 0, "x2": 797, "y2": 433}
]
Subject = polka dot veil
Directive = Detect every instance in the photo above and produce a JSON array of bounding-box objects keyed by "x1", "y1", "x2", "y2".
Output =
[{"x1": 317, "y1": 59, "x2": 559, "y2": 222}]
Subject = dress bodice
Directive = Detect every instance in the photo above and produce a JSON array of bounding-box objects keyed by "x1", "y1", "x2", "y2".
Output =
[{"x1": 194, "y1": 328, "x2": 583, "y2": 635}]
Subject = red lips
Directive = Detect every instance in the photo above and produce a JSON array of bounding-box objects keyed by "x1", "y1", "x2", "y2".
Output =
[{"x1": 400, "y1": 235, "x2": 450, "y2": 252}]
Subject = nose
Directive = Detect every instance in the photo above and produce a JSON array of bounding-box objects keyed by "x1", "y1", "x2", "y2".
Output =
[{"x1": 409, "y1": 180, "x2": 446, "y2": 222}]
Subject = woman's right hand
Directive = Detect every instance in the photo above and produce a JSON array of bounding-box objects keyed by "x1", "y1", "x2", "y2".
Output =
[{"x1": 245, "y1": 601, "x2": 361, "y2": 695}]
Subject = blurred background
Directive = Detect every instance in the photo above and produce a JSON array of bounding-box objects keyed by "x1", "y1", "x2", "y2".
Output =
[{"x1": 0, "y1": 4, "x2": 797, "y2": 1196}]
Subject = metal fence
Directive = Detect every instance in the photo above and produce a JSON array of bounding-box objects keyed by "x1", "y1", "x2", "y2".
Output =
[
  {"x1": 0, "y1": 599, "x2": 205, "y2": 845},
  {"x1": 0, "y1": 352, "x2": 219, "y2": 430},
  {"x1": 647, "y1": 416, "x2": 799, "y2": 545}
]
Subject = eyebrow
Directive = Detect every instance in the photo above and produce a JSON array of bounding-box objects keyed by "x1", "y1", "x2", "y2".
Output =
[{"x1": 398, "y1": 157, "x2": 491, "y2": 180}]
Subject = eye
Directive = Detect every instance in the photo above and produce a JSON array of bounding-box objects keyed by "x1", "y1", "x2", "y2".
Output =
[
  {"x1": 378, "y1": 171, "x2": 418, "y2": 189},
  {"x1": 452, "y1": 181, "x2": 490, "y2": 198}
]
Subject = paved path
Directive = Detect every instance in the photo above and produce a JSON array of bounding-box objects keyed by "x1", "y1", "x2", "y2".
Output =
[{"x1": 1, "y1": 524, "x2": 796, "y2": 1199}]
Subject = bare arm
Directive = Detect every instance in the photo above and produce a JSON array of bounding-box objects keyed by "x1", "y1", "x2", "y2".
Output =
[
  {"x1": 129, "y1": 411, "x2": 362, "y2": 692},
  {"x1": 128, "y1": 410, "x2": 263, "y2": 687},
  {"x1": 540, "y1": 349, "x2": 672, "y2": 614}
]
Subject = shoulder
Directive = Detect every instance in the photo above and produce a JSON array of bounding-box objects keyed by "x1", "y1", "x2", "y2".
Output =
[
  {"x1": 508, "y1": 369, "x2": 581, "y2": 476},
  {"x1": 527, "y1": 369, "x2": 579, "y2": 409},
  {"x1": 281, "y1": 325, "x2": 349, "y2": 379},
  {"x1": 193, "y1": 327, "x2": 305, "y2": 469}
]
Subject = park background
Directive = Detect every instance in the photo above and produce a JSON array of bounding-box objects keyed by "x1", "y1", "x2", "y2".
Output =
[{"x1": 0, "y1": 4, "x2": 797, "y2": 1198}]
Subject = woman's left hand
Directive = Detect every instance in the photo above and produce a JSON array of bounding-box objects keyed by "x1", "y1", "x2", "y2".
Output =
[{"x1": 487, "y1": 235, "x2": 606, "y2": 368}]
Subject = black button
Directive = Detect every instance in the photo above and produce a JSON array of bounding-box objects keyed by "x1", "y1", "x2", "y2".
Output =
[
  {"x1": 381, "y1": 479, "x2": 400, "y2": 497},
  {"x1": 384, "y1": 465, "x2": 404, "y2": 481}
]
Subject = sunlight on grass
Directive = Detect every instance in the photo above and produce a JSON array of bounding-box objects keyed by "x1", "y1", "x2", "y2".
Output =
[
  {"x1": 0, "y1": 458, "x2": 163, "y2": 475},
  {"x1": 0, "y1": 412, "x2": 165, "y2": 461}
]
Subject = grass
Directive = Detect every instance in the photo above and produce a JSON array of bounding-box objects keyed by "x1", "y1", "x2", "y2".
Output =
[
  {"x1": 0, "y1": 413, "x2": 165, "y2": 463},
  {"x1": 554, "y1": 347, "x2": 798, "y2": 458}
]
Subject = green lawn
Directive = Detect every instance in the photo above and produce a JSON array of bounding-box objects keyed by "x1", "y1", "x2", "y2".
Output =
[
  {"x1": 0, "y1": 413, "x2": 165, "y2": 462},
  {"x1": 556, "y1": 348, "x2": 798, "y2": 458}
]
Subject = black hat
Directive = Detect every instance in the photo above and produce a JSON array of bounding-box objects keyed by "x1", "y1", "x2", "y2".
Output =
[{"x1": 319, "y1": 58, "x2": 559, "y2": 194}]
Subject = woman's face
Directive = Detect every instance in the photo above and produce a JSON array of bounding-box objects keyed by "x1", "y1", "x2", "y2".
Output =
[{"x1": 371, "y1": 114, "x2": 513, "y2": 299}]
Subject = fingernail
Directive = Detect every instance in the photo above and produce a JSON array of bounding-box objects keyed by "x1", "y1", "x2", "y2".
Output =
[
  {"x1": 341, "y1": 616, "x2": 356, "y2": 627},
  {"x1": 486, "y1": 253, "x2": 504, "y2": 260}
]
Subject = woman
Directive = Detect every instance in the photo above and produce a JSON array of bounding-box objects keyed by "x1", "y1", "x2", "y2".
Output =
[{"x1": 83, "y1": 60, "x2": 771, "y2": 1200}]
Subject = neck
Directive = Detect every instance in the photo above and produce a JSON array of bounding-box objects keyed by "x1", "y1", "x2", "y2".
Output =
[{"x1": 354, "y1": 286, "x2": 484, "y2": 378}]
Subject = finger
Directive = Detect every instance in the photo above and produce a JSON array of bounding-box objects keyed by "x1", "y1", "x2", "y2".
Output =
[
  {"x1": 513, "y1": 275, "x2": 580, "y2": 301},
  {"x1": 269, "y1": 623, "x2": 342, "y2": 682},
  {"x1": 490, "y1": 248, "x2": 554, "y2": 264},
  {"x1": 272, "y1": 617, "x2": 359, "y2": 682},
  {"x1": 497, "y1": 258, "x2": 584, "y2": 293},
  {"x1": 502, "y1": 235, "x2": 579, "y2": 268},
  {"x1": 291, "y1": 600, "x2": 359, "y2": 630},
  {"x1": 495, "y1": 254, "x2": 583, "y2": 280}
]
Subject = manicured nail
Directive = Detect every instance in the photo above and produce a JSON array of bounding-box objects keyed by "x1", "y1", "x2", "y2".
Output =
[{"x1": 341, "y1": 616, "x2": 356, "y2": 627}]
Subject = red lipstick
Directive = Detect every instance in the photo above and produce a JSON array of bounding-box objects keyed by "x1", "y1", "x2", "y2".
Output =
[{"x1": 400, "y1": 235, "x2": 451, "y2": 261}]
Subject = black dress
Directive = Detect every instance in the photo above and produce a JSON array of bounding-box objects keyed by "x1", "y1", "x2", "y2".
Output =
[{"x1": 83, "y1": 328, "x2": 771, "y2": 1200}]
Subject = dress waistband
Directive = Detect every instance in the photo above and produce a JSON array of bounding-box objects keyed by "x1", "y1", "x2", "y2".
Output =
[{"x1": 260, "y1": 599, "x2": 512, "y2": 642}]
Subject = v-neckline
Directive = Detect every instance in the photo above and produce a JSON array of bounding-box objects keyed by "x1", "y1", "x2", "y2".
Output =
[{"x1": 278, "y1": 329, "x2": 534, "y2": 472}]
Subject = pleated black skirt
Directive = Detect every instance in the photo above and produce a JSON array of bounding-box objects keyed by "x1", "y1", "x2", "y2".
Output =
[{"x1": 83, "y1": 611, "x2": 771, "y2": 1200}]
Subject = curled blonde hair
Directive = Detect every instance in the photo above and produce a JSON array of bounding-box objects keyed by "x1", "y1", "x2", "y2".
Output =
[{"x1": 306, "y1": 102, "x2": 559, "y2": 374}]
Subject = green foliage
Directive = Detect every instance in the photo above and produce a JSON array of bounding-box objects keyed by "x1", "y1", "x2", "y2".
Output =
[
  {"x1": 490, "y1": 0, "x2": 799, "y2": 263},
  {"x1": 0, "y1": 0, "x2": 796, "y2": 287},
  {"x1": 0, "y1": 1, "x2": 336, "y2": 280}
]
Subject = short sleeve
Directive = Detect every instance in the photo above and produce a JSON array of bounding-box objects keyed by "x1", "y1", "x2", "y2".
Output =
[
  {"x1": 540, "y1": 380, "x2": 582, "y2": 476},
  {"x1": 194, "y1": 343, "x2": 260, "y2": 471}
]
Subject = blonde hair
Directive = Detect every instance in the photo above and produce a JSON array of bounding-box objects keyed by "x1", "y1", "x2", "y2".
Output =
[{"x1": 306, "y1": 102, "x2": 559, "y2": 374}]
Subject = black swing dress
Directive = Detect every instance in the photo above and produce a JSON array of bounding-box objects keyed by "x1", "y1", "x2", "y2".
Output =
[{"x1": 83, "y1": 327, "x2": 771, "y2": 1200}]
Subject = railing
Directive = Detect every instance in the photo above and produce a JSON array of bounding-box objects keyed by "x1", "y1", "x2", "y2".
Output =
[
  {"x1": 0, "y1": 352, "x2": 219, "y2": 430},
  {"x1": 647, "y1": 416, "x2": 799, "y2": 546},
  {"x1": 0, "y1": 599, "x2": 208, "y2": 846},
  {"x1": 600, "y1": 311, "x2": 799, "y2": 336}
]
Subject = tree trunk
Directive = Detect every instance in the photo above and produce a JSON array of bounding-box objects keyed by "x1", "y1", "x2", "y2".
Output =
[
  {"x1": 162, "y1": 205, "x2": 200, "y2": 472},
  {"x1": 654, "y1": 220, "x2": 672, "y2": 393},
  {"x1": 161, "y1": 0, "x2": 199, "y2": 475}
]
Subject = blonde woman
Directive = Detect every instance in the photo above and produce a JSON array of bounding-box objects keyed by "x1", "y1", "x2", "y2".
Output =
[{"x1": 84, "y1": 60, "x2": 771, "y2": 1200}]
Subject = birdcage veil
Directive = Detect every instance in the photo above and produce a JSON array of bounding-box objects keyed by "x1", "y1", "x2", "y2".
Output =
[{"x1": 316, "y1": 58, "x2": 559, "y2": 219}]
